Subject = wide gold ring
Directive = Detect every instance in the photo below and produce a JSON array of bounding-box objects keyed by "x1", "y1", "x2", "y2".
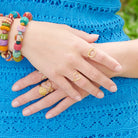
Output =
[
  {"x1": 88, "y1": 48, "x2": 96, "y2": 58},
  {"x1": 39, "y1": 80, "x2": 54, "y2": 96},
  {"x1": 73, "y1": 71, "x2": 81, "y2": 82}
]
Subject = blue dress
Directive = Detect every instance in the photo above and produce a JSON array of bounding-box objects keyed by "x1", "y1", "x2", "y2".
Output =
[{"x1": 0, "y1": 0, "x2": 137, "y2": 137}]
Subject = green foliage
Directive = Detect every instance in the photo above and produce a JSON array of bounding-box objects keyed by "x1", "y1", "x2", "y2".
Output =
[{"x1": 117, "y1": 0, "x2": 138, "y2": 39}]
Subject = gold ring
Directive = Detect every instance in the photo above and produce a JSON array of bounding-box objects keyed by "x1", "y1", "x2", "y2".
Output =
[
  {"x1": 39, "y1": 85, "x2": 48, "y2": 96},
  {"x1": 38, "y1": 70, "x2": 48, "y2": 81},
  {"x1": 39, "y1": 80, "x2": 54, "y2": 96},
  {"x1": 73, "y1": 71, "x2": 81, "y2": 82},
  {"x1": 88, "y1": 48, "x2": 96, "y2": 58}
]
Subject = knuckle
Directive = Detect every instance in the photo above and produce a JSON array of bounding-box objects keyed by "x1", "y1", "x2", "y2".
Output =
[
  {"x1": 71, "y1": 40, "x2": 80, "y2": 49},
  {"x1": 90, "y1": 71, "x2": 99, "y2": 79},
  {"x1": 65, "y1": 53, "x2": 77, "y2": 65}
]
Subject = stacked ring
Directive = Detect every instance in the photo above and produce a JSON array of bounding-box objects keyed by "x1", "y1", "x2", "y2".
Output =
[
  {"x1": 12, "y1": 12, "x2": 33, "y2": 62},
  {"x1": 0, "y1": 11, "x2": 20, "y2": 61}
]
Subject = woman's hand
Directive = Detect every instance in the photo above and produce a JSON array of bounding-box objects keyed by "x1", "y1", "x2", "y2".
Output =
[
  {"x1": 10, "y1": 19, "x2": 122, "y2": 101},
  {"x1": 11, "y1": 47, "x2": 119, "y2": 119}
]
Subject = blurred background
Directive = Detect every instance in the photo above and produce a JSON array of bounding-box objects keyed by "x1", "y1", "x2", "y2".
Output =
[{"x1": 118, "y1": 0, "x2": 138, "y2": 39}]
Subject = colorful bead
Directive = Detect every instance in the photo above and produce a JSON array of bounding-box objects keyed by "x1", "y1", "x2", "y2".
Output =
[
  {"x1": 13, "y1": 55, "x2": 22, "y2": 62},
  {"x1": 1, "y1": 50, "x2": 12, "y2": 60},
  {"x1": 16, "y1": 41, "x2": 21, "y2": 44},
  {"x1": 17, "y1": 25, "x2": 26, "y2": 32},
  {"x1": 13, "y1": 50, "x2": 21, "y2": 58},
  {"x1": 0, "y1": 46, "x2": 8, "y2": 52},
  {"x1": 2, "y1": 18, "x2": 13, "y2": 25},
  {"x1": 2, "y1": 23, "x2": 11, "y2": 28},
  {"x1": 0, "y1": 39, "x2": 8, "y2": 46},
  {"x1": 2, "y1": 30, "x2": 8, "y2": 34},
  {"x1": 14, "y1": 43, "x2": 22, "y2": 50},
  {"x1": 20, "y1": 17, "x2": 29, "y2": 26},
  {"x1": 10, "y1": 11, "x2": 18, "y2": 18},
  {"x1": 15, "y1": 34, "x2": 23, "y2": 41},
  {"x1": 0, "y1": 34, "x2": 8, "y2": 40},
  {"x1": 8, "y1": 14, "x2": 14, "y2": 21},
  {"x1": 0, "y1": 26, "x2": 10, "y2": 31},
  {"x1": 0, "y1": 14, "x2": 3, "y2": 16},
  {"x1": 23, "y1": 12, "x2": 33, "y2": 21},
  {"x1": 18, "y1": 31, "x2": 23, "y2": 35}
]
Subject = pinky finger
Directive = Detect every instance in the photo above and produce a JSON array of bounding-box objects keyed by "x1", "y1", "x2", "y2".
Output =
[{"x1": 45, "y1": 97, "x2": 76, "y2": 119}]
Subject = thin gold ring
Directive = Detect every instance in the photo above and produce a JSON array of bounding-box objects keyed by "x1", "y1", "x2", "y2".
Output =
[
  {"x1": 88, "y1": 48, "x2": 96, "y2": 58},
  {"x1": 73, "y1": 71, "x2": 81, "y2": 82}
]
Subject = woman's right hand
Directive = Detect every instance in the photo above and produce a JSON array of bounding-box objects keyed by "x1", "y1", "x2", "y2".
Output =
[{"x1": 10, "y1": 19, "x2": 122, "y2": 101}]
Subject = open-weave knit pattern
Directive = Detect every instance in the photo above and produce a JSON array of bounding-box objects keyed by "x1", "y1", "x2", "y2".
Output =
[{"x1": 0, "y1": 0, "x2": 137, "y2": 137}]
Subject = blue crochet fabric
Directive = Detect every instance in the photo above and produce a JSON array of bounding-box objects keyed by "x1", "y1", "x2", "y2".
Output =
[{"x1": 0, "y1": 0, "x2": 138, "y2": 137}]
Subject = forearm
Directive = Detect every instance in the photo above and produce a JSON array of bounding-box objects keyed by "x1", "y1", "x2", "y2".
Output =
[{"x1": 95, "y1": 39, "x2": 138, "y2": 78}]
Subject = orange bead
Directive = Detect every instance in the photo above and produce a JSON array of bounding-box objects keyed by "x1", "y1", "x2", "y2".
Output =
[
  {"x1": 0, "y1": 26, "x2": 10, "y2": 31},
  {"x1": 0, "y1": 46, "x2": 8, "y2": 52}
]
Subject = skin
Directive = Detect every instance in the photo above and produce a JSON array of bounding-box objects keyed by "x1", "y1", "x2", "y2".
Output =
[
  {"x1": 6, "y1": 18, "x2": 122, "y2": 101},
  {"x1": 11, "y1": 39, "x2": 138, "y2": 119}
]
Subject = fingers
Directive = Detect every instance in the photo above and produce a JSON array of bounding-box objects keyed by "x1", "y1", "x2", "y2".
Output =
[
  {"x1": 79, "y1": 42, "x2": 122, "y2": 72},
  {"x1": 75, "y1": 58, "x2": 117, "y2": 92},
  {"x1": 22, "y1": 90, "x2": 66, "y2": 116},
  {"x1": 53, "y1": 76, "x2": 82, "y2": 101},
  {"x1": 46, "y1": 97, "x2": 75, "y2": 119},
  {"x1": 12, "y1": 70, "x2": 47, "y2": 91},
  {"x1": 65, "y1": 70, "x2": 104, "y2": 98},
  {"x1": 65, "y1": 25, "x2": 99, "y2": 43},
  {"x1": 12, "y1": 80, "x2": 57, "y2": 107}
]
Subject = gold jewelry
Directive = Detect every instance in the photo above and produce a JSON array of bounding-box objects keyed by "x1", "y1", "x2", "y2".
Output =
[
  {"x1": 39, "y1": 86, "x2": 48, "y2": 96},
  {"x1": 39, "y1": 80, "x2": 54, "y2": 96},
  {"x1": 73, "y1": 71, "x2": 81, "y2": 82},
  {"x1": 88, "y1": 48, "x2": 96, "y2": 58},
  {"x1": 41, "y1": 80, "x2": 54, "y2": 92},
  {"x1": 38, "y1": 70, "x2": 47, "y2": 81}
]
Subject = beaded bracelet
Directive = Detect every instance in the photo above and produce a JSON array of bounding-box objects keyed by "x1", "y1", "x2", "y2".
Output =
[
  {"x1": 0, "y1": 11, "x2": 20, "y2": 61},
  {"x1": 12, "y1": 12, "x2": 32, "y2": 62}
]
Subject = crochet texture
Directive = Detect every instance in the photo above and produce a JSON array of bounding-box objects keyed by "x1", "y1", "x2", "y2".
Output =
[{"x1": 0, "y1": 0, "x2": 137, "y2": 137}]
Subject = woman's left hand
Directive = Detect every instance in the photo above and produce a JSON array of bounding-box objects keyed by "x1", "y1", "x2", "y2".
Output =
[{"x1": 11, "y1": 48, "x2": 119, "y2": 119}]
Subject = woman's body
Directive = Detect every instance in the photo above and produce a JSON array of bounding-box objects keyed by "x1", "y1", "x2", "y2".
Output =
[{"x1": 0, "y1": 0, "x2": 137, "y2": 137}]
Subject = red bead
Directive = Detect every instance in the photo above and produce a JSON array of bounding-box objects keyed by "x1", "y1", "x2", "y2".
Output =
[
  {"x1": 23, "y1": 12, "x2": 33, "y2": 21},
  {"x1": 0, "y1": 14, "x2": 3, "y2": 17},
  {"x1": 2, "y1": 30, "x2": 8, "y2": 34},
  {"x1": 8, "y1": 14, "x2": 14, "y2": 21},
  {"x1": 16, "y1": 12, "x2": 21, "y2": 18},
  {"x1": 14, "y1": 43, "x2": 22, "y2": 50}
]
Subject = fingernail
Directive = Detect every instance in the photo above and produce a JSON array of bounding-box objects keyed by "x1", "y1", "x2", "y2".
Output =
[
  {"x1": 46, "y1": 114, "x2": 53, "y2": 119},
  {"x1": 12, "y1": 101, "x2": 19, "y2": 107},
  {"x1": 110, "y1": 86, "x2": 117, "y2": 92},
  {"x1": 23, "y1": 109, "x2": 31, "y2": 116},
  {"x1": 12, "y1": 85, "x2": 19, "y2": 91},
  {"x1": 97, "y1": 92, "x2": 104, "y2": 98},
  {"x1": 75, "y1": 96, "x2": 82, "y2": 101},
  {"x1": 115, "y1": 65, "x2": 122, "y2": 72},
  {"x1": 90, "y1": 34, "x2": 99, "y2": 38}
]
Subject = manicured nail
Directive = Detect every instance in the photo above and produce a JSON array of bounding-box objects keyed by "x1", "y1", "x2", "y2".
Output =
[
  {"x1": 115, "y1": 65, "x2": 122, "y2": 72},
  {"x1": 46, "y1": 114, "x2": 53, "y2": 119},
  {"x1": 97, "y1": 92, "x2": 104, "y2": 98},
  {"x1": 12, "y1": 101, "x2": 19, "y2": 107},
  {"x1": 12, "y1": 85, "x2": 19, "y2": 91},
  {"x1": 90, "y1": 34, "x2": 99, "y2": 38},
  {"x1": 23, "y1": 109, "x2": 31, "y2": 116},
  {"x1": 75, "y1": 96, "x2": 82, "y2": 101},
  {"x1": 110, "y1": 86, "x2": 117, "y2": 92}
]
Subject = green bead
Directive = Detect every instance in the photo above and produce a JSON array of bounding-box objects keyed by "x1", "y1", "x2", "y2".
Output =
[
  {"x1": 16, "y1": 41, "x2": 21, "y2": 44},
  {"x1": 0, "y1": 34, "x2": 8, "y2": 40},
  {"x1": 2, "y1": 23, "x2": 11, "y2": 28},
  {"x1": 13, "y1": 50, "x2": 21, "y2": 58},
  {"x1": 13, "y1": 55, "x2": 22, "y2": 62},
  {"x1": 10, "y1": 11, "x2": 18, "y2": 18},
  {"x1": 18, "y1": 31, "x2": 22, "y2": 35},
  {"x1": 20, "y1": 17, "x2": 29, "y2": 26}
]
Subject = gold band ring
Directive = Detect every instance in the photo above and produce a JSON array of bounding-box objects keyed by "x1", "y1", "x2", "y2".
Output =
[
  {"x1": 73, "y1": 71, "x2": 81, "y2": 82},
  {"x1": 88, "y1": 48, "x2": 96, "y2": 58}
]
